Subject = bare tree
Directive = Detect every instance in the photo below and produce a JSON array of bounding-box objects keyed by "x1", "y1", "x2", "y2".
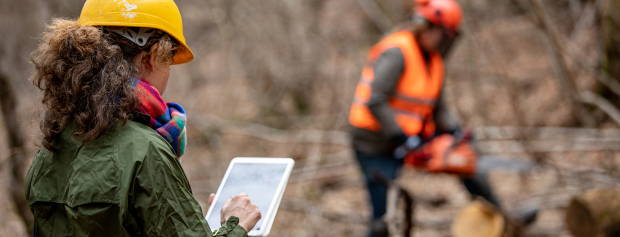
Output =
[
  {"x1": 0, "y1": 71, "x2": 32, "y2": 234},
  {"x1": 603, "y1": 0, "x2": 620, "y2": 81}
]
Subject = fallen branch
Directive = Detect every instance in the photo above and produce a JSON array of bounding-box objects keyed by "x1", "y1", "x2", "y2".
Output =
[
  {"x1": 473, "y1": 126, "x2": 620, "y2": 140},
  {"x1": 279, "y1": 198, "x2": 451, "y2": 228},
  {"x1": 0, "y1": 149, "x2": 19, "y2": 167},
  {"x1": 478, "y1": 139, "x2": 620, "y2": 153},
  {"x1": 191, "y1": 114, "x2": 350, "y2": 145},
  {"x1": 279, "y1": 198, "x2": 366, "y2": 224},
  {"x1": 194, "y1": 114, "x2": 620, "y2": 153},
  {"x1": 289, "y1": 159, "x2": 353, "y2": 182}
]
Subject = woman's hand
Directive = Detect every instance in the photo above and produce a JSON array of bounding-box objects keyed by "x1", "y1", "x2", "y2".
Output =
[{"x1": 219, "y1": 193, "x2": 261, "y2": 233}]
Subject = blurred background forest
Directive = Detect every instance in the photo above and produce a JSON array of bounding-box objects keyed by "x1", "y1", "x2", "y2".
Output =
[{"x1": 1, "y1": 0, "x2": 620, "y2": 236}]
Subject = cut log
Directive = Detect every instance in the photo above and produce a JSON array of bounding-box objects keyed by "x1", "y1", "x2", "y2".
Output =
[
  {"x1": 565, "y1": 189, "x2": 620, "y2": 237},
  {"x1": 452, "y1": 200, "x2": 524, "y2": 237}
]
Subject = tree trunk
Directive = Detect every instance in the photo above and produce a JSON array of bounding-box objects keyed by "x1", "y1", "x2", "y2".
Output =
[
  {"x1": 0, "y1": 72, "x2": 33, "y2": 234},
  {"x1": 565, "y1": 189, "x2": 620, "y2": 237},
  {"x1": 528, "y1": 0, "x2": 596, "y2": 127},
  {"x1": 595, "y1": 0, "x2": 620, "y2": 113},
  {"x1": 603, "y1": 0, "x2": 620, "y2": 81}
]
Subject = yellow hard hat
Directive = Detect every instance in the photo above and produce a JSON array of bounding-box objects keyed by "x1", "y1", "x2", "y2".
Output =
[{"x1": 78, "y1": 0, "x2": 194, "y2": 65}]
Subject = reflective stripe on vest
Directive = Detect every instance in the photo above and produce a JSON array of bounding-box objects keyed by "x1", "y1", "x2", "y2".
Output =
[{"x1": 349, "y1": 30, "x2": 444, "y2": 137}]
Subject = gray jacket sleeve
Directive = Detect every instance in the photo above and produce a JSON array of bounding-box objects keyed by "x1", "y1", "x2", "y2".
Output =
[
  {"x1": 366, "y1": 47, "x2": 407, "y2": 141},
  {"x1": 433, "y1": 92, "x2": 460, "y2": 134}
]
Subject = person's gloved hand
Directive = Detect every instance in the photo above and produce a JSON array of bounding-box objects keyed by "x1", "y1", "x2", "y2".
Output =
[
  {"x1": 449, "y1": 126, "x2": 462, "y2": 137},
  {"x1": 449, "y1": 126, "x2": 474, "y2": 143},
  {"x1": 393, "y1": 135, "x2": 422, "y2": 159}
]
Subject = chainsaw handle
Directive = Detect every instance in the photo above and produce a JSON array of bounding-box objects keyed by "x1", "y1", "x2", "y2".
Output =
[{"x1": 394, "y1": 135, "x2": 426, "y2": 159}]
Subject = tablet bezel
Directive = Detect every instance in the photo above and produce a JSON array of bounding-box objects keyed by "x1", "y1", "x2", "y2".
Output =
[{"x1": 205, "y1": 157, "x2": 295, "y2": 236}]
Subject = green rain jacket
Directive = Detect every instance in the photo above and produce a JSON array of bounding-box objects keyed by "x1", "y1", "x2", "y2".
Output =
[{"x1": 25, "y1": 113, "x2": 248, "y2": 237}]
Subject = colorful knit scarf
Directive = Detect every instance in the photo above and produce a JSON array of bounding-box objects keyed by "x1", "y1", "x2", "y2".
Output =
[{"x1": 132, "y1": 78, "x2": 186, "y2": 159}]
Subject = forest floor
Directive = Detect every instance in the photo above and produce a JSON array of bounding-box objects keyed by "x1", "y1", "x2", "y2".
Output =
[
  {"x1": 2, "y1": 125, "x2": 620, "y2": 237},
  {"x1": 264, "y1": 144, "x2": 617, "y2": 237}
]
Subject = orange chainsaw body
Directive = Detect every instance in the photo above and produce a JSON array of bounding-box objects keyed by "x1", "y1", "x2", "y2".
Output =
[{"x1": 404, "y1": 134, "x2": 477, "y2": 176}]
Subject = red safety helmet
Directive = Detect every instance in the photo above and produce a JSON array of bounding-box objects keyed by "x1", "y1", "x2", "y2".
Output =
[{"x1": 414, "y1": 0, "x2": 463, "y2": 32}]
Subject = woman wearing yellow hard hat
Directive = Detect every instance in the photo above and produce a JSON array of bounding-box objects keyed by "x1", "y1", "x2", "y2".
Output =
[{"x1": 25, "y1": 0, "x2": 260, "y2": 236}]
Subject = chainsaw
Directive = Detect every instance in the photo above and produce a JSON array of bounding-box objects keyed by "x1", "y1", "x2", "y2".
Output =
[{"x1": 400, "y1": 130, "x2": 535, "y2": 176}]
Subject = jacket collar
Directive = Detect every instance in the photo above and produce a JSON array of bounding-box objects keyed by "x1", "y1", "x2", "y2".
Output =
[{"x1": 130, "y1": 111, "x2": 152, "y2": 127}]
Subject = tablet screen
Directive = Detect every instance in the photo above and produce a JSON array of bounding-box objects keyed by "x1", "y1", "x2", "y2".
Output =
[{"x1": 206, "y1": 162, "x2": 288, "y2": 231}]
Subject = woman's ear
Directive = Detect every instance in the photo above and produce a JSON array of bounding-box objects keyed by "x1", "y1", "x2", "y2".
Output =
[
  {"x1": 140, "y1": 52, "x2": 154, "y2": 73},
  {"x1": 147, "y1": 53, "x2": 156, "y2": 72},
  {"x1": 147, "y1": 43, "x2": 160, "y2": 72}
]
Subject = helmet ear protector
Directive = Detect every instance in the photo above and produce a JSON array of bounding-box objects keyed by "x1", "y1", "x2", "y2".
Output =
[
  {"x1": 411, "y1": 14, "x2": 429, "y2": 26},
  {"x1": 411, "y1": 13, "x2": 460, "y2": 37},
  {"x1": 436, "y1": 29, "x2": 459, "y2": 58},
  {"x1": 110, "y1": 27, "x2": 160, "y2": 46}
]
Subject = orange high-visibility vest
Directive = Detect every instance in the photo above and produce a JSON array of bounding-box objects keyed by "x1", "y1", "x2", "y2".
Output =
[{"x1": 349, "y1": 30, "x2": 444, "y2": 137}]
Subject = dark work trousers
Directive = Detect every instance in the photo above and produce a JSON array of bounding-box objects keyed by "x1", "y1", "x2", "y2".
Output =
[
  {"x1": 461, "y1": 170, "x2": 502, "y2": 208},
  {"x1": 355, "y1": 149, "x2": 501, "y2": 237},
  {"x1": 355, "y1": 150, "x2": 403, "y2": 237}
]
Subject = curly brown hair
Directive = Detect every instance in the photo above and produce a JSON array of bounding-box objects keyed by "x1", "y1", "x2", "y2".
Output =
[{"x1": 31, "y1": 19, "x2": 179, "y2": 151}]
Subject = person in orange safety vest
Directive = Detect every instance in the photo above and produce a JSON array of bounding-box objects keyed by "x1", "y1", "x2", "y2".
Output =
[{"x1": 349, "y1": 1, "x2": 501, "y2": 236}]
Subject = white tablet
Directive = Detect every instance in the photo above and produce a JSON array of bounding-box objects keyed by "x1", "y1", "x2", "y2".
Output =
[{"x1": 205, "y1": 157, "x2": 295, "y2": 236}]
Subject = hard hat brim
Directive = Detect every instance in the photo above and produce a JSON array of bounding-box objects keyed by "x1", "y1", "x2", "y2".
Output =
[{"x1": 79, "y1": 12, "x2": 194, "y2": 65}]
